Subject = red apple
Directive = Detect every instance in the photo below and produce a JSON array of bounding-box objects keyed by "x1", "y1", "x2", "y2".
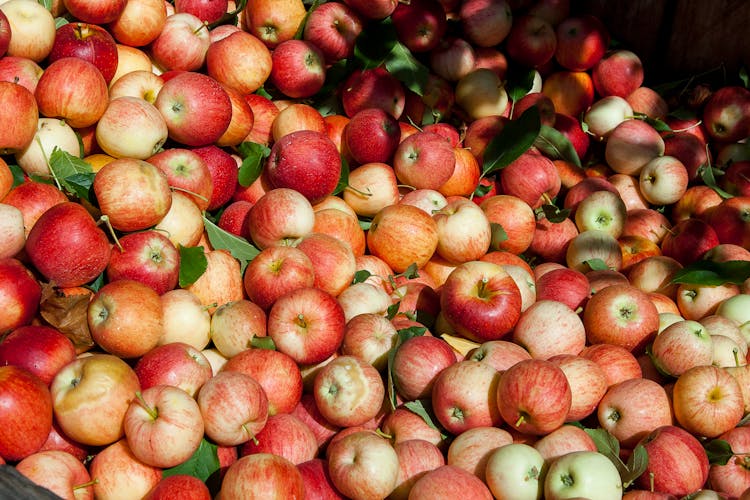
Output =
[
  {"x1": 703, "y1": 86, "x2": 750, "y2": 144},
  {"x1": 366, "y1": 203, "x2": 439, "y2": 273},
  {"x1": 62, "y1": 0, "x2": 126, "y2": 23},
  {"x1": 108, "y1": 0, "x2": 167, "y2": 47},
  {"x1": 459, "y1": 0, "x2": 512, "y2": 47},
  {"x1": 25, "y1": 202, "x2": 111, "y2": 288},
  {"x1": 660, "y1": 217, "x2": 720, "y2": 266},
  {"x1": 554, "y1": 14, "x2": 609, "y2": 71},
  {"x1": 15, "y1": 449, "x2": 94, "y2": 499},
  {"x1": 48, "y1": 22, "x2": 118, "y2": 84},
  {"x1": 150, "y1": 12, "x2": 210, "y2": 72},
  {"x1": 0, "y1": 56, "x2": 44, "y2": 94},
  {"x1": 0, "y1": 325, "x2": 76, "y2": 386},
  {"x1": 269, "y1": 39, "x2": 326, "y2": 99},
  {"x1": 88, "y1": 439, "x2": 161, "y2": 500},
  {"x1": 505, "y1": 14, "x2": 557, "y2": 68},
  {"x1": 147, "y1": 147, "x2": 213, "y2": 211},
  {"x1": 0, "y1": 258, "x2": 42, "y2": 334},
  {"x1": 302, "y1": 1, "x2": 362, "y2": 64},
  {"x1": 500, "y1": 150, "x2": 561, "y2": 209},
  {"x1": 592, "y1": 49, "x2": 644, "y2": 98},
  {"x1": 709, "y1": 196, "x2": 750, "y2": 248},
  {"x1": 220, "y1": 452, "x2": 305, "y2": 499},
  {"x1": 0, "y1": 10, "x2": 10, "y2": 57},
  {"x1": 191, "y1": 145, "x2": 238, "y2": 211},
  {"x1": 134, "y1": 342, "x2": 213, "y2": 397},
  {"x1": 392, "y1": 334, "x2": 457, "y2": 402},
  {"x1": 240, "y1": 412, "x2": 318, "y2": 465},
  {"x1": 409, "y1": 464, "x2": 493, "y2": 499},
  {"x1": 341, "y1": 67, "x2": 405, "y2": 118},
  {"x1": 393, "y1": 131, "x2": 456, "y2": 191},
  {"x1": 243, "y1": 0, "x2": 307, "y2": 49},
  {"x1": 0, "y1": 366, "x2": 53, "y2": 462},
  {"x1": 174, "y1": 0, "x2": 227, "y2": 23},
  {"x1": 206, "y1": 30, "x2": 273, "y2": 95},
  {"x1": 144, "y1": 475, "x2": 211, "y2": 500},
  {"x1": 391, "y1": 0, "x2": 447, "y2": 53},
  {"x1": 542, "y1": 71, "x2": 595, "y2": 120},
  {"x1": 327, "y1": 430, "x2": 399, "y2": 499},
  {"x1": 343, "y1": 108, "x2": 401, "y2": 165},
  {"x1": 243, "y1": 187, "x2": 315, "y2": 249},
  {"x1": 106, "y1": 230, "x2": 179, "y2": 295}
]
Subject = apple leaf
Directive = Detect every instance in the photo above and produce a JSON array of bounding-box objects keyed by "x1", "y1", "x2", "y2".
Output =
[
  {"x1": 332, "y1": 157, "x2": 350, "y2": 196},
  {"x1": 506, "y1": 67, "x2": 538, "y2": 104},
  {"x1": 704, "y1": 438, "x2": 735, "y2": 465},
  {"x1": 353, "y1": 18, "x2": 397, "y2": 69},
  {"x1": 255, "y1": 86, "x2": 273, "y2": 100},
  {"x1": 472, "y1": 179, "x2": 495, "y2": 198},
  {"x1": 202, "y1": 216, "x2": 261, "y2": 272},
  {"x1": 481, "y1": 106, "x2": 541, "y2": 178},
  {"x1": 386, "y1": 327, "x2": 427, "y2": 410},
  {"x1": 536, "y1": 203, "x2": 571, "y2": 224},
  {"x1": 741, "y1": 65, "x2": 749, "y2": 88},
  {"x1": 633, "y1": 112, "x2": 672, "y2": 133},
  {"x1": 250, "y1": 336, "x2": 276, "y2": 350},
  {"x1": 358, "y1": 218, "x2": 372, "y2": 231},
  {"x1": 698, "y1": 164, "x2": 734, "y2": 199},
  {"x1": 38, "y1": 283, "x2": 95, "y2": 352},
  {"x1": 352, "y1": 269, "x2": 372, "y2": 284},
  {"x1": 384, "y1": 42, "x2": 429, "y2": 97},
  {"x1": 236, "y1": 141, "x2": 270, "y2": 187},
  {"x1": 623, "y1": 444, "x2": 649, "y2": 488},
  {"x1": 489, "y1": 222, "x2": 509, "y2": 250},
  {"x1": 163, "y1": 438, "x2": 220, "y2": 482},
  {"x1": 294, "y1": 0, "x2": 321, "y2": 40},
  {"x1": 48, "y1": 148, "x2": 96, "y2": 201},
  {"x1": 403, "y1": 399, "x2": 449, "y2": 441},
  {"x1": 178, "y1": 245, "x2": 208, "y2": 288},
  {"x1": 585, "y1": 258, "x2": 610, "y2": 271},
  {"x1": 87, "y1": 272, "x2": 105, "y2": 293},
  {"x1": 670, "y1": 259, "x2": 750, "y2": 286},
  {"x1": 585, "y1": 427, "x2": 648, "y2": 488},
  {"x1": 533, "y1": 125, "x2": 582, "y2": 168},
  {"x1": 9, "y1": 164, "x2": 25, "y2": 188}
]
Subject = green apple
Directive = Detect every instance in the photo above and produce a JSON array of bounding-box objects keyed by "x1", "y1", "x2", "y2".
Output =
[
  {"x1": 543, "y1": 451, "x2": 622, "y2": 500},
  {"x1": 485, "y1": 443, "x2": 546, "y2": 500}
]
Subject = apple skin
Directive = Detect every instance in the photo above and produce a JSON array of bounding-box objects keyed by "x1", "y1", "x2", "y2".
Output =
[
  {"x1": 174, "y1": 0, "x2": 227, "y2": 23},
  {"x1": 243, "y1": 245, "x2": 315, "y2": 311},
  {"x1": 392, "y1": 335, "x2": 457, "y2": 402},
  {"x1": 440, "y1": 260, "x2": 522, "y2": 343},
  {"x1": 327, "y1": 430, "x2": 400, "y2": 500},
  {"x1": 505, "y1": 14, "x2": 557, "y2": 68},
  {"x1": 393, "y1": 130, "x2": 457, "y2": 191},
  {"x1": 391, "y1": 0, "x2": 447, "y2": 53},
  {"x1": 15, "y1": 449, "x2": 94, "y2": 500},
  {"x1": 409, "y1": 464, "x2": 493, "y2": 499},
  {"x1": 0, "y1": 366, "x2": 53, "y2": 462},
  {"x1": 544, "y1": 450, "x2": 622, "y2": 500},
  {"x1": 239, "y1": 412, "x2": 318, "y2": 465},
  {"x1": 269, "y1": 39, "x2": 326, "y2": 99},
  {"x1": 366, "y1": 203, "x2": 439, "y2": 273},
  {"x1": 134, "y1": 342, "x2": 213, "y2": 398},
  {"x1": 446, "y1": 426, "x2": 513, "y2": 481},
  {"x1": 302, "y1": 1, "x2": 363, "y2": 64},
  {"x1": 48, "y1": 22, "x2": 118, "y2": 84},
  {"x1": 702, "y1": 85, "x2": 750, "y2": 143},
  {"x1": 459, "y1": 0, "x2": 512, "y2": 48},
  {"x1": 637, "y1": 425, "x2": 710, "y2": 496},
  {"x1": 265, "y1": 130, "x2": 342, "y2": 205},
  {"x1": 605, "y1": 118, "x2": 665, "y2": 176},
  {"x1": 50, "y1": 354, "x2": 141, "y2": 447},
  {"x1": 220, "y1": 452, "x2": 305, "y2": 500},
  {"x1": 0, "y1": 325, "x2": 76, "y2": 386},
  {"x1": 0, "y1": 81, "x2": 38, "y2": 155},
  {"x1": 661, "y1": 217, "x2": 721, "y2": 266},
  {"x1": 88, "y1": 439, "x2": 162, "y2": 500},
  {"x1": 106, "y1": 230, "x2": 179, "y2": 295},
  {"x1": 341, "y1": 66, "x2": 406, "y2": 119},
  {"x1": 554, "y1": 14, "x2": 609, "y2": 71},
  {"x1": 500, "y1": 150, "x2": 561, "y2": 209},
  {"x1": 144, "y1": 474, "x2": 211, "y2": 500},
  {"x1": 154, "y1": 71, "x2": 232, "y2": 147},
  {"x1": 343, "y1": 108, "x2": 401, "y2": 165},
  {"x1": 708, "y1": 426, "x2": 750, "y2": 497},
  {"x1": 708, "y1": 196, "x2": 750, "y2": 248},
  {"x1": 0, "y1": 258, "x2": 42, "y2": 334},
  {"x1": 206, "y1": 30, "x2": 273, "y2": 95},
  {"x1": 0, "y1": 9, "x2": 10, "y2": 57},
  {"x1": 484, "y1": 443, "x2": 545, "y2": 499},
  {"x1": 25, "y1": 201, "x2": 111, "y2": 288},
  {"x1": 592, "y1": 49, "x2": 644, "y2": 97}
]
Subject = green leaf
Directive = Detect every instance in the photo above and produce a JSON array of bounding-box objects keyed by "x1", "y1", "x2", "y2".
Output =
[
  {"x1": 704, "y1": 438, "x2": 734, "y2": 466},
  {"x1": 538, "y1": 204, "x2": 571, "y2": 224},
  {"x1": 294, "y1": 0, "x2": 320, "y2": 40},
  {"x1": 236, "y1": 141, "x2": 270, "y2": 187},
  {"x1": 534, "y1": 125, "x2": 582, "y2": 168},
  {"x1": 250, "y1": 336, "x2": 277, "y2": 350},
  {"x1": 482, "y1": 106, "x2": 541, "y2": 177},
  {"x1": 489, "y1": 222, "x2": 508, "y2": 250},
  {"x1": 740, "y1": 66, "x2": 749, "y2": 88},
  {"x1": 86, "y1": 273, "x2": 106, "y2": 293},
  {"x1": 358, "y1": 218, "x2": 372, "y2": 231},
  {"x1": 400, "y1": 263, "x2": 420, "y2": 281},
  {"x1": 178, "y1": 245, "x2": 208, "y2": 288},
  {"x1": 699, "y1": 164, "x2": 734, "y2": 199},
  {"x1": 403, "y1": 399, "x2": 449, "y2": 441},
  {"x1": 255, "y1": 87, "x2": 273, "y2": 100},
  {"x1": 472, "y1": 180, "x2": 494, "y2": 198},
  {"x1": 48, "y1": 148, "x2": 95, "y2": 198},
  {"x1": 634, "y1": 113, "x2": 672, "y2": 133},
  {"x1": 506, "y1": 67, "x2": 538, "y2": 103},
  {"x1": 623, "y1": 444, "x2": 649, "y2": 488},
  {"x1": 670, "y1": 260, "x2": 750, "y2": 286},
  {"x1": 352, "y1": 270, "x2": 372, "y2": 284},
  {"x1": 163, "y1": 438, "x2": 220, "y2": 482},
  {"x1": 585, "y1": 428, "x2": 630, "y2": 482},
  {"x1": 202, "y1": 216, "x2": 261, "y2": 273},
  {"x1": 38, "y1": 0, "x2": 53, "y2": 10},
  {"x1": 386, "y1": 302, "x2": 400, "y2": 321},
  {"x1": 585, "y1": 258, "x2": 610, "y2": 271},
  {"x1": 353, "y1": 18, "x2": 397, "y2": 69},
  {"x1": 332, "y1": 157, "x2": 350, "y2": 196},
  {"x1": 54, "y1": 16, "x2": 69, "y2": 29},
  {"x1": 384, "y1": 42, "x2": 429, "y2": 96},
  {"x1": 9, "y1": 164, "x2": 25, "y2": 188}
]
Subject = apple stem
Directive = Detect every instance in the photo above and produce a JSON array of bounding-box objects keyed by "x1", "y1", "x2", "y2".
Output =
[
  {"x1": 73, "y1": 479, "x2": 99, "y2": 490},
  {"x1": 649, "y1": 472, "x2": 655, "y2": 492},
  {"x1": 734, "y1": 348, "x2": 741, "y2": 367},
  {"x1": 396, "y1": 184, "x2": 417, "y2": 191},
  {"x1": 515, "y1": 414, "x2": 526, "y2": 427},
  {"x1": 343, "y1": 184, "x2": 373, "y2": 198},
  {"x1": 171, "y1": 186, "x2": 209, "y2": 203},
  {"x1": 194, "y1": 21, "x2": 209, "y2": 35},
  {"x1": 660, "y1": 224, "x2": 676, "y2": 236},
  {"x1": 202, "y1": 302, "x2": 218, "y2": 312},
  {"x1": 242, "y1": 423, "x2": 259, "y2": 445},
  {"x1": 135, "y1": 391, "x2": 159, "y2": 420},
  {"x1": 208, "y1": 0, "x2": 247, "y2": 28},
  {"x1": 375, "y1": 428, "x2": 393, "y2": 440},
  {"x1": 97, "y1": 215, "x2": 124, "y2": 252},
  {"x1": 541, "y1": 192, "x2": 554, "y2": 206}
]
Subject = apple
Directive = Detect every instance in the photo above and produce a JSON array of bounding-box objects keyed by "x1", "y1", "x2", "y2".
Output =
[
  {"x1": 206, "y1": 30, "x2": 273, "y2": 95},
  {"x1": 708, "y1": 426, "x2": 750, "y2": 497},
  {"x1": 500, "y1": 150, "x2": 561, "y2": 209},
  {"x1": 106, "y1": 230, "x2": 179, "y2": 295},
  {"x1": 651, "y1": 319, "x2": 714, "y2": 376},
  {"x1": 147, "y1": 148, "x2": 213, "y2": 211},
  {"x1": 455, "y1": 68, "x2": 510, "y2": 119},
  {"x1": 25, "y1": 201, "x2": 111, "y2": 288},
  {"x1": 144, "y1": 475, "x2": 211, "y2": 500},
  {"x1": 533, "y1": 423, "x2": 598, "y2": 462},
  {"x1": 446, "y1": 426, "x2": 513, "y2": 480},
  {"x1": 484, "y1": 443, "x2": 546, "y2": 499},
  {"x1": 0, "y1": 258, "x2": 42, "y2": 334},
  {"x1": 409, "y1": 464, "x2": 493, "y2": 499},
  {"x1": 0, "y1": 0, "x2": 56, "y2": 62},
  {"x1": 661, "y1": 218, "x2": 721, "y2": 266},
  {"x1": 302, "y1": 1, "x2": 362, "y2": 63},
  {"x1": 380, "y1": 406, "x2": 446, "y2": 448},
  {"x1": 151, "y1": 191, "x2": 204, "y2": 249},
  {"x1": 390, "y1": 439, "x2": 445, "y2": 500},
  {"x1": 15, "y1": 450, "x2": 94, "y2": 499},
  {"x1": 88, "y1": 439, "x2": 162, "y2": 500},
  {"x1": 513, "y1": 300, "x2": 587, "y2": 360},
  {"x1": 0, "y1": 81, "x2": 39, "y2": 153},
  {"x1": 108, "y1": 0, "x2": 167, "y2": 47},
  {"x1": 154, "y1": 71, "x2": 232, "y2": 147},
  {"x1": 544, "y1": 451, "x2": 622, "y2": 500},
  {"x1": 527, "y1": 216, "x2": 578, "y2": 264},
  {"x1": 240, "y1": 412, "x2": 318, "y2": 465},
  {"x1": 342, "y1": 0, "x2": 397, "y2": 20},
  {"x1": 639, "y1": 155, "x2": 690, "y2": 206},
  {"x1": 535, "y1": 267, "x2": 591, "y2": 310},
  {"x1": 326, "y1": 430, "x2": 399, "y2": 499},
  {"x1": 672, "y1": 185, "x2": 722, "y2": 223},
  {"x1": 196, "y1": 370, "x2": 269, "y2": 447},
  {"x1": 505, "y1": 14, "x2": 557, "y2": 68},
  {"x1": 341, "y1": 66, "x2": 406, "y2": 118},
  {"x1": 393, "y1": 130, "x2": 456, "y2": 191},
  {"x1": 0, "y1": 9, "x2": 9, "y2": 57},
  {"x1": 580, "y1": 343, "x2": 643, "y2": 387},
  {"x1": 0, "y1": 56, "x2": 44, "y2": 94},
  {"x1": 592, "y1": 49, "x2": 644, "y2": 97},
  {"x1": 703, "y1": 85, "x2": 750, "y2": 143},
  {"x1": 542, "y1": 71, "x2": 595, "y2": 117},
  {"x1": 672, "y1": 364, "x2": 744, "y2": 438},
  {"x1": 134, "y1": 341, "x2": 212, "y2": 398},
  {"x1": 709, "y1": 196, "x2": 750, "y2": 248},
  {"x1": 513, "y1": 92, "x2": 556, "y2": 127},
  {"x1": 222, "y1": 347, "x2": 303, "y2": 416},
  {"x1": 621, "y1": 208, "x2": 672, "y2": 245},
  {"x1": 391, "y1": 0, "x2": 447, "y2": 53},
  {"x1": 391, "y1": 334, "x2": 456, "y2": 402},
  {"x1": 14, "y1": 117, "x2": 81, "y2": 177},
  {"x1": 174, "y1": 0, "x2": 227, "y2": 22},
  {"x1": 51, "y1": 354, "x2": 141, "y2": 447},
  {"x1": 95, "y1": 96, "x2": 169, "y2": 160},
  {"x1": 0, "y1": 366, "x2": 53, "y2": 462},
  {"x1": 313, "y1": 355, "x2": 384, "y2": 428},
  {"x1": 605, "y1": 118, "x2": 666, "y2": 176},
  {"x1": 432, "y1": 198, "x2": 492, "y2": 264},
  {"x1": 554, "y1": 14, "x2": 609, "y2": 70},
  {"x1": 583, "y1": 95, "x2": 634, "y2": 140},
  {"x1": 48, "y1": 22, "x2": 118, "y2": 84},
  {"x1": 243, "y1": 0, "x2": 307, "y2": 48},
  {"x1": 479, "y1": 195, "x2": 537, "y2": 255},
  {"x1": 265, "y1": 130, "x2": 342, "y2": 205},
  {"x1": 583, "y1": 283, "x2": 660, "y2": 352},
  {"x1": 366, "y1": 203, "x2": 439, "y2": 273},
  {"x1": 150, "y1": 12, "x2": 210, "y2": 72},
  {"x1": 313, "y1": 206, "x2": 367, "y2": 257},
  {"x1": 108, "y1": 69, "x2": 164, "y2": 102},
  {"x1": 627, "y1": 85, "x2": 670, "y2": 120},
  {"x1": 0, "y1": 325, "x2": 76, "y2": 386},
  {"x1": 343, "y1": 108, "x2": 401, "y2": 166},
  {"x1": 459, "y1": 0, "x2": 512, "y2": 47},
  {"x1": 242, "y1": 245, "x2": 315, "y2": 312},
  {"x1": 269, "y1": 39, "x2": 326, "y2": 99},
  {"x1": 430, "y1": 36, "x2": 477, "y2": 83},
  {"x1": 220, "y1": 452, "x2": 305, "y2": 499},
  {"x1": 566, "y1": 229, "x2": 623, "y2": 273},
  {"x1": 663, "y1": 130, "x2": 709, "y2": 181}
]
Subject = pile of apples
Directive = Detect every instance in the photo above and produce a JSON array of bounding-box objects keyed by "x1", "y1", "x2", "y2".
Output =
[{"x1": 3, "y1": 0, "x2": 750, "y2": 498}]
